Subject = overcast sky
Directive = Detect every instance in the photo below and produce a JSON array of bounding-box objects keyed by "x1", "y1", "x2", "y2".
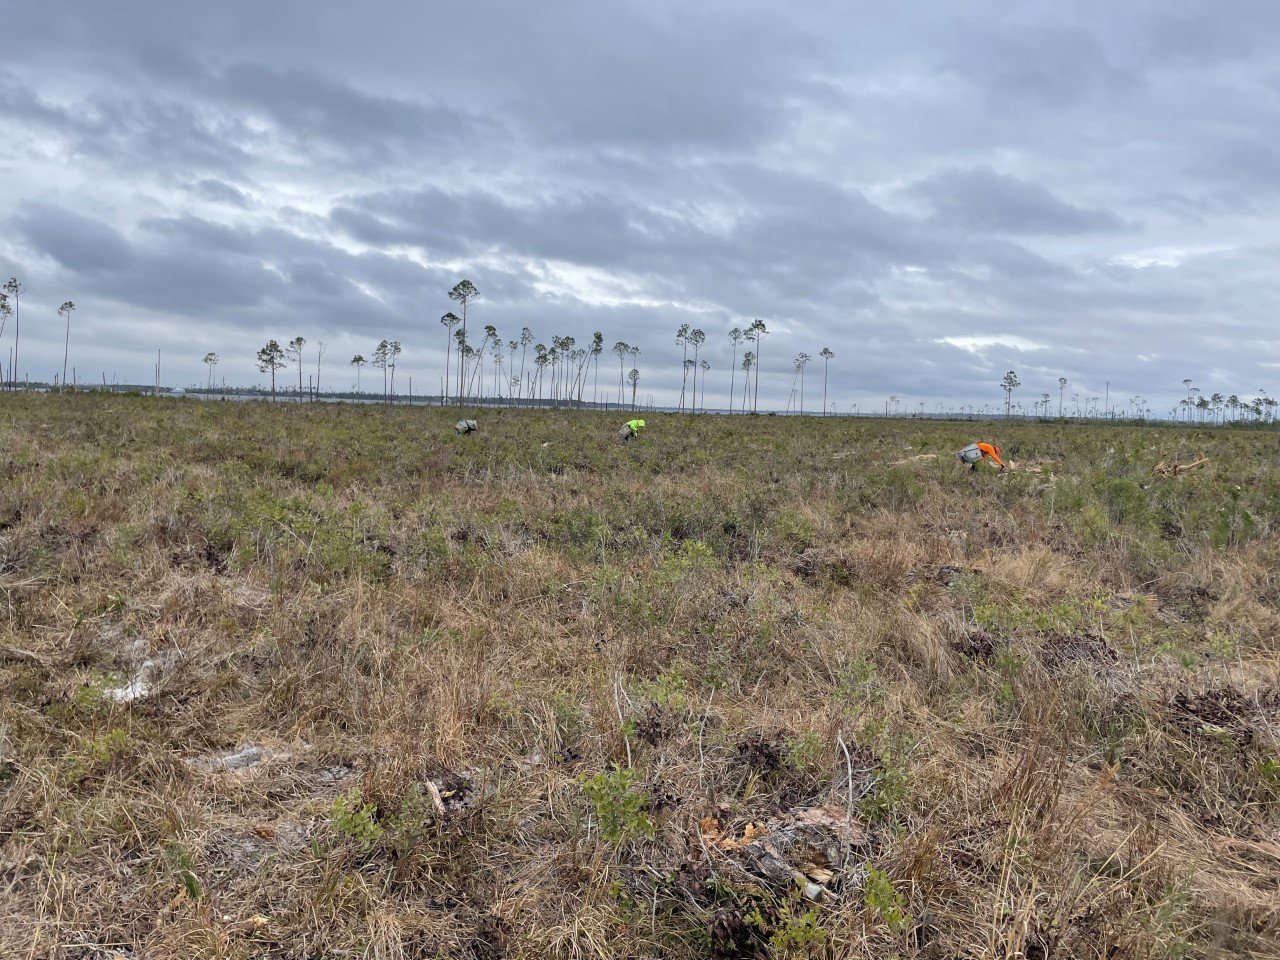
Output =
[{"x1": 2, "y1": 1, "x2": 1278, "y2": 413}]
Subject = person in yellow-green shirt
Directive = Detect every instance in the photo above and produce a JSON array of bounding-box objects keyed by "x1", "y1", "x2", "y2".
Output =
[{"x1": 618, "y1": 418, "x2": 645, "y2": 443}]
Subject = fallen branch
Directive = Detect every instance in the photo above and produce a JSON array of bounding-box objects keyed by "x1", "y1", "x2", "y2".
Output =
[
  {"x1": 0, "y1": 643, "x2": 47, "y2": 666},
  {"x1": 1152, "y1": 456, "x2": 1210, "y2": 478}
]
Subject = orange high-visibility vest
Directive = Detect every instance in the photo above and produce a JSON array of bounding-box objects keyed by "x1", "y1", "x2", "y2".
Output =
[{"x1": 976, "y1": 442, "x2": 1004, "y2": 467}]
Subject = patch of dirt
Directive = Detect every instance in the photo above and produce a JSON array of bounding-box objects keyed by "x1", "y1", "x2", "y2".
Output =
[
  {"x1": 0, "y1": 505, "x2": 22, "y2": 531},
  {"x1": 1153, "y1": 582, "x2": 1220, "y2": 623},
  {"x1": 634, "y1": 703, "x2": 674, "y2": 746},
  {"x1": 790, "y1": 546, "x2": 829, "y2": 581},
  {"x1": 735, "y1": 732, "x2": 787, "y2": 774},
  {"x1": 229, "y1": 582, "x2": 270, "y2": 609},
  {"x1": 465, "y1": 914, "x2": 512, "y2": 960},
  {"x1": 307, "y1": 763, "x2": 359, "y2": 793},
  {"x1": 450, "y1": 527, "x2": 488, "y2": 549},
  {"x1": 942, "y1": 818, "x2": 1008, "y2": 877},
  {"x1": 433, "y1": 770, "x2": 474, "y2": 813},
  {"x1": 205, "y1": 820, "x2": 309, "y2": 879},
  {"x1": 170, "y1": 540, "x2": 229, "y2": 574},
  {"x1": 643, "y1": 775, "x2": 686, "y2": 818},
  {"x1": 41, "y1": 522, "x2": 100, "y2": 550},
  {"x1": 1040, "y1": 632, "x2": 1117, "y2": 673},
  {"x1": 976, "y1": 518, "x2": 1021, "y2": 548},
  {"x1": 952, "y1": 628, "x2": 996, "y2": 662},
  {"x1": 709, "y1": 904, "x2": 767, "y2": 958},
  {"x1": 1168, "y1": 685, "x2": 1280, "y2": 748},
  {"x1": 0, "y1": 545, "x2": 27, "y2": 576},
  {"x1": 167, "y1": 537, "x2": 230, "y2": 576},
  {"x1": 669, "y1": 851, "x2": 715, "y2": 902},
  {"x1": 714, "y1": 585, "x2": 750, "y2": 609},
  {"x1": 932, "y1": 565, "x2": 973, "y2": 587},
  {"x1": 790, "y1": 545, "x2": 880, "y2": 588}
]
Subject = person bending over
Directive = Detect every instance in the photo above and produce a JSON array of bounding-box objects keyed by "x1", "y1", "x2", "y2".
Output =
[
  {"x1": 619, "y1": 419, "x2": 645, "y2": 443},
  {"x1": 957, "y1": 441, "x2": 1005, "y2": 472}
]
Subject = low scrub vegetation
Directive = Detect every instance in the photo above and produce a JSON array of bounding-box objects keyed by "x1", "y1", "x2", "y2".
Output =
[{"x1": 2, "y1": 395, "x2": 1278, "y2": 958}]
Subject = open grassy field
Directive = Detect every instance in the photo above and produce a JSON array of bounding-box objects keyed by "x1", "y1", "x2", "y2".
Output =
[{"x1": 2, "y1": 396, "x2": 1278, "y2": 959}]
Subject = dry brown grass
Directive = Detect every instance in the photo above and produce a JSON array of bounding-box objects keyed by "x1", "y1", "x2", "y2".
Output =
[{"x1": 1, "y1": 395, "x2": 1278, "y2": 958}]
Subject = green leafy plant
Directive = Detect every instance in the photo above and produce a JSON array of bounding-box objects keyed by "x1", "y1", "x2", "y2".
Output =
[
  {"x1": 165, "y1": 842, "x2": 202, "y2": 900},
  {"x1": 86, "y1": 728, "x2": 132, "y2": 764},
  {"x1": 330, "y1": 791, "x2": 384, "y2": 851},
  {"x1": 381, "y1": 783, "x2": 437, "y2": 858},
  {"x1": 768, "y1": 899, "x2": 828, "y2": 953},
  {"x1": 1145, "y1": 881, "x2": 1194, "y2": 959},
  {"x1": 863, "y1": 865, "x2": 910, "y2": 934},
  {"x1": 1256, "y1": 757, "x2": 1280, "y2": 805},
  {"x1": 859, "y1": 754, "x2": 908, "y2": 823},
  {"x1": 787, "y1": 728, "x2": 825, "y2": 773},
  {"x1": 580, "y1": 765, "x2": 654, "y2": 845}
]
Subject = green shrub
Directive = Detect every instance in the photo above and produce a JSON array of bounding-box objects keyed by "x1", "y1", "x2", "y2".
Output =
[
  {"x1": 580, "y1": 766, "x2": 654, "y2": 845},
  {"x1": 86, "y1": 728, "x2": 132, "y2": 764},
  {"x1": 863, "y1": 865, "x2": 910, "y2": 934},
  {"x1": 771, "y1": 508, "x2": 816, "y2": 550},
  {"x1": 787, "y1": 728, "x2": 825, "y2": 773},
  {"x1": 381, "y1": 783, "x2": 437, "y2": 858},
  {"x1": 859, "y1": 753, "x2": 909, "y2": 823},
  {"x1": 330, "y1": 791, "x2": 384, "y2": 851},
  {"x1": 766, "y1": 899, "x2": 828, "y2": 953}
]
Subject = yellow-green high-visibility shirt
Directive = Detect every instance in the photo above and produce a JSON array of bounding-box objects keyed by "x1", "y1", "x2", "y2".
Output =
[{"x1": 627, "y1": 419, "x2": 645, "y2": 434}]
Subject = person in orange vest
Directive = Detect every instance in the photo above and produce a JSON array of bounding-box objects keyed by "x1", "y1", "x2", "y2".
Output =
[{"x1": 957, "y1": 441, "x2": 1005, "y2": 472}]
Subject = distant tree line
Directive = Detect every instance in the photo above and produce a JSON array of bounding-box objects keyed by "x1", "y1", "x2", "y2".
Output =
[
  {"x1": 0, "y1": 269, "x2": 1275, "y2": 423},
  {"x1": 251, "y1": 281, "x2": 837, "y2": 414},
  {"x1": 993, "y1": 369, "x2": 1276, "y2": 423}
]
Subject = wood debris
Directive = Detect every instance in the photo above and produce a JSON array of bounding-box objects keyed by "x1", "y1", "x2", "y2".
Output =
[
  {"x1": 699, "y1": 804, "x2": 869, "y2": 902},
  {"x1": 1152, "y1": 456, "x2": 1210, "y2": 477}
]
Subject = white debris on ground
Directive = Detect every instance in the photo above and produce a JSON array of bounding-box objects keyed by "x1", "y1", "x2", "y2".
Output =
[
  {"x1": 189, "y1": 743, "x2": 291, "y2": 773},
  {"x1": 105, "y1": 648, "x2": 181, "y2": 703}
]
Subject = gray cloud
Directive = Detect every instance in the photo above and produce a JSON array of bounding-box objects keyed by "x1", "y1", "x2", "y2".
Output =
[
  {"x1": 1, "y1": 0, "x2": 1278, "y2": 411},
  {"x1": 212, "y1": 62, "x2": 488, "y2": 165},
  {"x1": 13, "y1": 205, "x2": 136, "y2": 275},
  {"x1": 913, "y1": 166, "x2": 1126, "y2": 235},
  {"x1": 192, "y1": 179, "x2": 251, "y2": 207},
  {"x1": 942, "y1": 21, "x2": 1140, "y2": 110}
]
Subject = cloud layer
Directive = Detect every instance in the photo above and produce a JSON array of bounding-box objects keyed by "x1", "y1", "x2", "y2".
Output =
[{"x1": 2, "y1": 1, "x2": 1278, "y2": 412}]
